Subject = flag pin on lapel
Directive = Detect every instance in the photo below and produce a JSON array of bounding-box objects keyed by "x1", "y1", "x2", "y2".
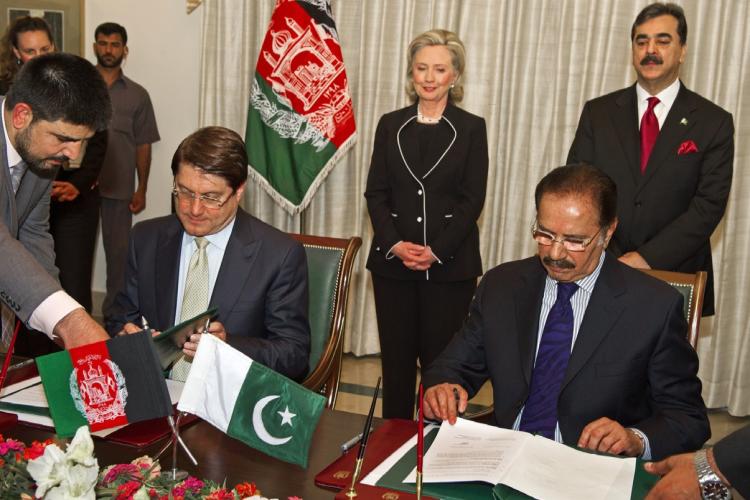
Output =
[{"x1": 680, "y1": 118, "x2": 688, "y2": 125}]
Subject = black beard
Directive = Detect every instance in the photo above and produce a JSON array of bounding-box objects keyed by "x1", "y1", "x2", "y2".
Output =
[
  {"x1": 96, "y1": 53, "x2": 123, "y2": 68},
  {"x1": 15, "y1": 127, "x2": 68, "y2": 171}
]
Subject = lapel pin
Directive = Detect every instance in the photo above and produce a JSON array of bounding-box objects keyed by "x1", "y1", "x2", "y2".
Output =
[{"x1": 680, "y1": 118, "x2": 688, "y2": 126}]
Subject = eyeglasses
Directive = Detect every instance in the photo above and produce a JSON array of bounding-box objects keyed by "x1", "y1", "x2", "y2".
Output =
[
  {"x1": 172, "y1": 185, "x2": 232, "y2": 209},
  {"x1": 531, "y1": 223, "x2": 602, "y2": 252}
]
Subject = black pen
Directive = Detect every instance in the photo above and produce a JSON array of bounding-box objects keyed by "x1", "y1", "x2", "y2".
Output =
[
  {"x1": 453, "y1": 387, "x2": 465, "y2": 416},
  {"x1": 346, "y1": 376, "x2": 381, "y2": 497}
]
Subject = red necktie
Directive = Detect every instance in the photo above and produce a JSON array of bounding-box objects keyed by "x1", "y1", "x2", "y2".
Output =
[{"x1": 640, "y1": 97, "x2": 660, "y2": 174}]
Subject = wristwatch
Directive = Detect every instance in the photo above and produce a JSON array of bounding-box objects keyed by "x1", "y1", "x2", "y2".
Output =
[{"x1": 694, "y1": 449, "x2": 732, "y2": 500}]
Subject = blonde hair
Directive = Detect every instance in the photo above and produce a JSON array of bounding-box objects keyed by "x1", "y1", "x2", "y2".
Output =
[{"x1": 405, "y1": 29, "x2": 466, "y2": 103}]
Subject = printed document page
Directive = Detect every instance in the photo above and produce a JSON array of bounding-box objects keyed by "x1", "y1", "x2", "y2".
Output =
[
  {"x1": 404, "y1": 418, "x2": 634, "y2": 500},
  {"x1": 404, "y1": 417, "x2": 526, "y2": 484}
]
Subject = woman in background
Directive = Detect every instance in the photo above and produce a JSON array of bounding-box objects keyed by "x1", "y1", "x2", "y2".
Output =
[
  {"x1": 0, "y1": 16, "x2": 55, "y2": 94},
  {"x1": 365, "y1": 29, "x2": 489, "y2": 419}
]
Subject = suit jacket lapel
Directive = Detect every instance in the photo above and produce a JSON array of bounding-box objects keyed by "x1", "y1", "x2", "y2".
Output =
[
  {"x1": 516, "y1": 261, "x2": 546, "y2": 385},
  {"x1": 210, "y1": 209, "x2": 260, "y2": 318},
  {"x1": 1, "y1": 134, "x2": 17, "y2": 236},
  {"x1": 639, "y1": 83, "x2": 697, "y2": 191},
  {"x1": 612, "y1": 86, "x2": 641, "y2": 184},
  {"x1": 422, "y1": 104, "x2": 458, "y2": 179},
  {"x1": 397, "y1": 104, "x2": 421, "y2": 180},
  {"x1": 156, "y1": 218, "x2": 182, "y2": 326},
  {"x1": 562, "y1": 254, "x2": 627, "y2": 389}
]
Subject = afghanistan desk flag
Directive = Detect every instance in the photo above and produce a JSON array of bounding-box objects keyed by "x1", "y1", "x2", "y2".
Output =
[
  {"x1": 177, "y1": 334, "x2": 325, "y2": 468},
  {"x1": 246, "y1": 0, "x2": 356, "y2": 214},
  {"x1": 36, "y1": 332, "x2": 173, "y2": 437}
]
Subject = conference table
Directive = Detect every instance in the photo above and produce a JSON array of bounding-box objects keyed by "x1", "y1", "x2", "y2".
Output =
[{"x1": 10, "y1": 408, "x2": 373, "y2": 499}]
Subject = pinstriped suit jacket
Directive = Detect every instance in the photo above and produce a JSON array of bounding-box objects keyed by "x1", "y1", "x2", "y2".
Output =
[{"x1": 0, "y1": 127, "x2": 61, "y2": 323}]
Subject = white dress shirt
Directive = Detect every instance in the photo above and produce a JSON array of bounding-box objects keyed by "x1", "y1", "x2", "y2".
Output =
[{"x1": 636, "y1": 78, "x2": 681, "y2": 130}]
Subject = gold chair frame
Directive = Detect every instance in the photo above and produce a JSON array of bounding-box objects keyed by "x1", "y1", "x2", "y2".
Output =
[{"x1": 639, "y1": 268, "x2": 707, "y2": 349}]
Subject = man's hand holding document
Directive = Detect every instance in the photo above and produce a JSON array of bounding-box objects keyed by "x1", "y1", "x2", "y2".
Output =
[{"x1": 406, "y1": 418, "x2": 635, "y2": 500}]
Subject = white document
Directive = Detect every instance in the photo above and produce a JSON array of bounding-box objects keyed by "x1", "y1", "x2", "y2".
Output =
[
  {"x1": 404, "y1": 418, "x2": 635, "y2": 500},
  {"x1": 0, "y1": 377, "x2": 185, "y2": 438}
]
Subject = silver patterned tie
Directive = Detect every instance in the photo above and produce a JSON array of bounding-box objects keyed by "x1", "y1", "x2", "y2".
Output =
[
  {"x1": 10, "y1": 161, "x2": 26, "y2": 194},
  {"x1": 1, "y1": 161, "x2": 27, "y2": 350},
  {"x1": 170, "y1": 237, "x2": 210, "y2": 381}
]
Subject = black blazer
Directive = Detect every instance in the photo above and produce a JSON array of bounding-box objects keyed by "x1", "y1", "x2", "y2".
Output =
[
  {"x1": 713, "y1": 424, "x2": 750, "y2": 497},
  {"x1": 567, "y1": 83, "x2": 734, "y2": 315},
  {"x1": 106, "y1": 208, "x2": 311, "y2": 381},
  {"x1": 423, "y1": 253, "x2": 709, "y2": 460},
  {"x1": 365, "y1": 102, "x2": 488, "y2": 282}
]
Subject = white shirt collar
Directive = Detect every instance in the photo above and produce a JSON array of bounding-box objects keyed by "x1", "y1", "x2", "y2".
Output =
[
  {"x1": 1, "y1": 99, "x2": 22, "y2": 167},
  {"x1": 636, "y1": 78, "x2": 681, "y2": 109},
  {"x1": 181, "y1": 213, "x2": 237, "y2": 252}
]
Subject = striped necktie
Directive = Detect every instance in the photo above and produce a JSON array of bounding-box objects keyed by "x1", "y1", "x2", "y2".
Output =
[
  {"x1": 519, "y1": 282, "x2": 579, "y2": 439},
  {"x1": 170, "y1": 237, "x2": 210, "y2": 381}
]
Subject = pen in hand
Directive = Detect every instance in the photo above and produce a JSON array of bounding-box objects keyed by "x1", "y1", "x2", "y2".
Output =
[{"x1": 141, "y1": 316, "x2": 151, "y2": 331}]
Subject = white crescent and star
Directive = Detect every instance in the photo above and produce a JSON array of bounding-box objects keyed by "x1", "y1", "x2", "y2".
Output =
[{"x1": 252, "y1": 394, "x2": 295, "y2": 446}]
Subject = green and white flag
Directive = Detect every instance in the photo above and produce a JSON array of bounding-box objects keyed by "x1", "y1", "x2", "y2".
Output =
[{"x1": 177, "y1": 334, "x2": 325, "y2": 468}]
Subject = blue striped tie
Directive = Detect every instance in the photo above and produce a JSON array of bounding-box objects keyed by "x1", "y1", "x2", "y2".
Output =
[{"x1": 519, "y1": 281, "x2": 578, "y2": 439}]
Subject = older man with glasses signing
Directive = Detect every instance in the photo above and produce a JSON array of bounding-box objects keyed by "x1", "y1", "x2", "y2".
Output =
[{"x1": 422, "y1": 163, "x2": 709, "y2": 461}]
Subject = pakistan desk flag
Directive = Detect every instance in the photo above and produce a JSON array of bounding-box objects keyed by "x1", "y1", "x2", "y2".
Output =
[{"x1": 178, "y1": 334, "x2": 325, "y2": 468}]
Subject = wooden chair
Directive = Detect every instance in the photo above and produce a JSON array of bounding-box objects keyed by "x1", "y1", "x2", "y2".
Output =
[
  {"x1": 289, "y1": 233, "x2": 361, "y2": 409},
  {"x1": 639, "y1": 269, "x2": 707, "y2": 349}
]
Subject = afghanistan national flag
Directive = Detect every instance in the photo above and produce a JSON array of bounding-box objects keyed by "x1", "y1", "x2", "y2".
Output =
[
  {"x1": 177, "y1": 334, "x2": 325, "y2": 468},
  {"x1": 246, "y1": 0, "x2": 356, "y2": 214},
  {"x1": 36, "y1": 332, "x2": 173, "y2": 437}
]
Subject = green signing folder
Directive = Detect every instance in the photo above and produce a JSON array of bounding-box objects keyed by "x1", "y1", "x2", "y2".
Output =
[{"x1": 375, "y1": 428, "x2": 659, "y2": 499}]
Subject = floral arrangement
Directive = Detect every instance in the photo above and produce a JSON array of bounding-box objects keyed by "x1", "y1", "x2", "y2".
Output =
[{"x1": 0, "y1": 426, "x2": 302, "y2": 500}]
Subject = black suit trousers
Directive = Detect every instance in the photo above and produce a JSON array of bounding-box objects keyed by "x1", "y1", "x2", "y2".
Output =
[
  {"x1": 50, "y1": 188, "x2": 101, "y2": 312},
  {"x1": 372, "y1": 274, "x2": 475, "y2": 419}
]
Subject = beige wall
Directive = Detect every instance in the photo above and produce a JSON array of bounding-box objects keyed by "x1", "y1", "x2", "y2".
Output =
[{"x1": 86, "y1": 0, "x2": 203, "y2": 296}]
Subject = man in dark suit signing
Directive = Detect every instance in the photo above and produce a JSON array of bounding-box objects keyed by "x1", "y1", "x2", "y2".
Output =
[
  {"x1": 107, "y1": 126, "x2": 310, "y2": 381},
  {"x1": 567, "y1": 2, "x2": 733, "y2": 316},
  {"x1": 423, "y1": 164, "x2": 708, "y2": 461}
]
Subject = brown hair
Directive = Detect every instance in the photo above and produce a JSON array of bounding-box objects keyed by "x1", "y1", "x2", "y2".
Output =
[
  {"x1": 171, "y1": 126, "x2": 248, "y2": 190},
  {"x1": 0, "y1": 16, "x2": 54, "y2": 84}
]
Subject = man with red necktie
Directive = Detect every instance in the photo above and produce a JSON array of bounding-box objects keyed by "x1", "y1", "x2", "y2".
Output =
[{"x1": 567, "y1": 2, "x2": 734, "y2": 316}]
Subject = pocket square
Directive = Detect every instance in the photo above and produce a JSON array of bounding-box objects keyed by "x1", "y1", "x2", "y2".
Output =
[{"x1": 678, "y1": 140, "x2": 699, "y2": 155}]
